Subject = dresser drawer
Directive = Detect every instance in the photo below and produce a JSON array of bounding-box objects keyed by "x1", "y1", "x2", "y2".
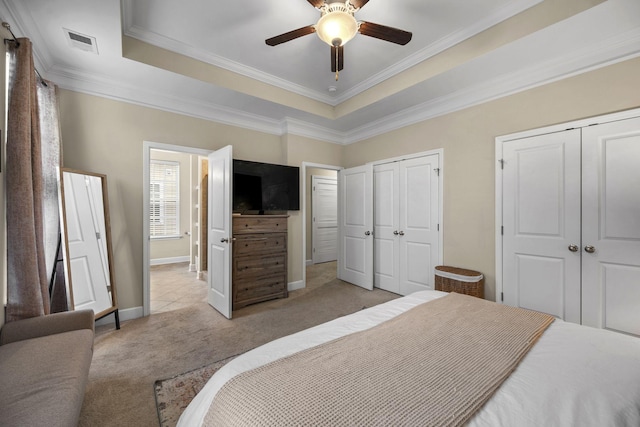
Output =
[
  {"x1": 234, "y1": 254, "x2": 286, "y2": 280},
  {"x1": 234, "y1": 233, "x2": 286, "y2": 257},
  {"x1": 233, "y1": 275, "x2": 287, "y2": 309},
  {"x1": 233, "y1": 216, "x2": 287, "y2": 233}
]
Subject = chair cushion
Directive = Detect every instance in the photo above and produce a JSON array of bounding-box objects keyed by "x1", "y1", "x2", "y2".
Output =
[{"x1": 0, "y1": 329, "x2": 94, "y2": 427}]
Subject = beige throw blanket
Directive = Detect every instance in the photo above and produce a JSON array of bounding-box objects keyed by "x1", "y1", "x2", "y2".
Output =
[{"x1": 205, "y1": 293, "x2": 554, "y2": 426}]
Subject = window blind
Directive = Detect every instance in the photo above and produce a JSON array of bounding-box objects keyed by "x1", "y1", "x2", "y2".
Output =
[{"x1": 150, "y1": 160, "x2": 180, "y2": 238}]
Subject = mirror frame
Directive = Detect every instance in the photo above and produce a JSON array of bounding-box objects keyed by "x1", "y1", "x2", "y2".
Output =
[{"x1": 59, "y1": 168, "x2": 119, "y2": 326}]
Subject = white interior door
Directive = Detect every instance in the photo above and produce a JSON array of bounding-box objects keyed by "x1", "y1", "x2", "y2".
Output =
[
  {"x1": 502, "y1": 129, "x2": 582, "y2": 322},
  {"x1": 374, "y1": 162, "x2": 400, "y2": 293},
  {"x1": 63, "y1": 172, "x2": 112, "y2": 313},
  {"x1": 398, "y1": 155, "x2": 440, "y2": 295},
  {"x1": 207, "y1": 145, "x2": 233, "y2": 319},
  {"x1": 581, "y1": 117, "x2": 640, "y2": 335},
  {"x1": 312, "y1": 176, "x2": 338, "y2": 264},
  {"x1": 338, "y1": 164, "x2": 373, "y2": 290}
]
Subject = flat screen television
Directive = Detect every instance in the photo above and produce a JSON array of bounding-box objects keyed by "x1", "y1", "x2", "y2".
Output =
[{"x1": 233, "y1": 159, "x2": 300, "y2": 213}]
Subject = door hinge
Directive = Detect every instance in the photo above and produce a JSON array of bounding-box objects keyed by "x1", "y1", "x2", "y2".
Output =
[
  {"x1": 96, "y1": 232, "x2": 101, "y2": 240},
  {"x1": 498, "y1": 159, "x2": 505, "y2": 169},
  {"x1": 434, "y1": 168, "x2": 440, "y2": 176},
  {"x1": 437, "y1": 224, "x2": 440, "y2": 231},
  {"x1": 501, "y1": 226, "x2": 504, "y2": 235},
  {"x1": 501, "y1": 292, "x2": 504, "y2": 302}
]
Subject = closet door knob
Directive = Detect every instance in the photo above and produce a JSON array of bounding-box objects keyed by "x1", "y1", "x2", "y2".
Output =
[
  {"x1": 398, "y1": 231, "x2": 405, "y2": 236},
  {"x1": 364, "y1": 231, "x2": 371, "y2": 236},
  {"x1": 220, "y1": 238, "x2": 229, "y2": 243},
  {"x1": 393, "y1": 230, "x2": 399, "y2": 235},
  {"x1": 584, "y1": 245, "x2": 596, "y2": 254},
  {"x1": 568, "y1": 244, "x2": 579, "y2": 252}
]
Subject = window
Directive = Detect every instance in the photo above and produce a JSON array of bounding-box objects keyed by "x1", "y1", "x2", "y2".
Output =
[{"x1": 150, "y1": 160, "x2": 180, "y2": 238}]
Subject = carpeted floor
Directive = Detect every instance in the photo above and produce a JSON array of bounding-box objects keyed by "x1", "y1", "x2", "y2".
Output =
[{"x1": 79, "y1": 262, "x2": 398, "y2": 426}]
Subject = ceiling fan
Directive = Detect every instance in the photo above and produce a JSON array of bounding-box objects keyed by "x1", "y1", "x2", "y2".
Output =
[{"x1": 265, "y1": 0, "x2": 412, "y2": 81}]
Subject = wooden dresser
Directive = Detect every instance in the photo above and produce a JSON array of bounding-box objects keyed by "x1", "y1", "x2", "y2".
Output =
[{"x1": 232, "y1": 215, "x2": 288, "y2": 310}]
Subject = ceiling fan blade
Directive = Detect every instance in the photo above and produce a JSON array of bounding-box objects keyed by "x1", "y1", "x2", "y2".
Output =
[
  {"x1": 358, "y1": 22, "x2": 412, "y2": 45},
  {"x1": 266, "y1": 25, "x2": 316, "y2": 46},
  {"x1": 307, "y1": 0, "x2": 325, "y2": 7},
  {"x1": 331, "y1": 45, "x2": 344, "y2": 72},
  {"x1": 350, "y1": 0, "x2": 370, "y2": 9}
]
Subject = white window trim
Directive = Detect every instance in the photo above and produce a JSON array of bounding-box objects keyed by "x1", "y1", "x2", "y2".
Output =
[{"x1": 149, "y1": 159, "x2": 180, "y2": 239}]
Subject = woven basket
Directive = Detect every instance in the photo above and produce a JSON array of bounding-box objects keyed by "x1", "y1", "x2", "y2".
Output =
[{"x1": 434, "y1": 266, "x2": 484, "y2": 299}]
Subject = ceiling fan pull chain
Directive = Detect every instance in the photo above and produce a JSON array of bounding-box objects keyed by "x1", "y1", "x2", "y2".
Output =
[{"x1": 335, "y1": 47, "x2": 340, "y2": 81}]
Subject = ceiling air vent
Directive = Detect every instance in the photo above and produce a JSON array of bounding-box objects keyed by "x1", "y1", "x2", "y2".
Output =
[{"x1": 63, "y1": 28, "x2": 98, "y2": 54}]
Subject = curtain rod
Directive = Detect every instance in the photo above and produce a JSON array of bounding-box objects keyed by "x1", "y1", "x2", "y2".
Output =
[{"x1": 2, "y1": 21, "x2": 48, "y2": 87}]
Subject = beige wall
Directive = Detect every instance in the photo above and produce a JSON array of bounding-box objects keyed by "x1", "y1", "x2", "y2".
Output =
[
  {"x1": 306, "y1": 168, "x2": 338, "y2": 262},
  {"x1": 58, "y1": 90, "x2": 289, "y2": 311},
  {"x1": 55, "y1": 56, "x2": 640, "y2": 314},
  {"x1": 149, "y1": 150, "x2": 192, "y2": 262},
  {"x1": 344, "y1": 56, "x2": 640, "y2": 301}
]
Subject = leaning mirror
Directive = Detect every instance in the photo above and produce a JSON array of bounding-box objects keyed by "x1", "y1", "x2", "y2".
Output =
[{"x1": 59, "y1": 168, "x2": 119, "y2": 329}]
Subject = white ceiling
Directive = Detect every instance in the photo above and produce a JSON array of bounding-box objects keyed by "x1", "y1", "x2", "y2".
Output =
[{"x1": 2, "y1": 0, "x2": 640, "y2": 144}]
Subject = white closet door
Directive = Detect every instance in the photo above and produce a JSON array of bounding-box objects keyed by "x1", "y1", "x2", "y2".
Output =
[
  {"x1": 582, "y1": 117, "x2": 640, "y2": 335},
  {"x1": 374, "y1": 162, "x2": 400, "y2": 293},
  {"x1": 338, "y1": 164, "x2": 374, "y2": 290},
  {"x1": 502, "y1": 130, "x2": 582, "y2": 322},
  {"x1": 207, "y1": 145, "x2": 233, "y2": 319},
  {"x1": 398, "y1": 155, "x2": 440, "y2": 295},
  {"x1": 312, "y1": 176, "x2": 338, "y2": 264}
]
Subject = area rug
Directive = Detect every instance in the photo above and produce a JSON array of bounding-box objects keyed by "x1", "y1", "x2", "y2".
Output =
[{"x1": 154, "y1": 355, "x2": 239, "y2": 427}]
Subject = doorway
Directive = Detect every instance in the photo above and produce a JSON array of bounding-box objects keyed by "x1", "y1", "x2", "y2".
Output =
[
  {"x1": 302, "y1": 163, "x2": 342, "y2": 290},
  {"x1": 143, "y1": 142, "x2": 212, "y2": 316}
]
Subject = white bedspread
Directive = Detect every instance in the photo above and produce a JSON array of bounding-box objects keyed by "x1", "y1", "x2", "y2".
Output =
[{"x1": 179, "y1": 290, "x2": 640, "y2": 427}]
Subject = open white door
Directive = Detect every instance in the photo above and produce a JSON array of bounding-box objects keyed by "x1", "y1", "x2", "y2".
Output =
[
  {"x1": 338, "y1": 164, "x2": 373, "y2": 290},
  {"x1": 208, "y1": 145, "x2": 233, "y2": 319}
]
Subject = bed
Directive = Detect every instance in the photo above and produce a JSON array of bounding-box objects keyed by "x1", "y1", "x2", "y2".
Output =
[{"x1": 178, "y1": 290, "x2": 640, "y2": 426}]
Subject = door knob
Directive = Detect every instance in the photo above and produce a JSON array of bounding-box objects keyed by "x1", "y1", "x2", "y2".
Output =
[
  {"x1": 568, "y1": 244, "x2": 579, "y2": 252},
  {"x1": 393, "y1": 230, "x2": 399, "y2": 235},
  {"x1": 364, "y1": 231, "x2": 371, "y2": 236},
  {"x1": 584, "y1": 245, "x2": 596, "y2": 253},
  {"x1": 398, "y1": 231, "x2": 405, "y2": 236},
  {"x1": 220, "y1": 238, "x2": 229, "y2": 243}
]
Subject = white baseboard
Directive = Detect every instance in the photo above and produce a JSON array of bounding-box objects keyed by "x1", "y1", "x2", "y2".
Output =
[
  {"x1": 306, "y1": 259, "x2": 313, "y2": 266},
  {"x1": 95, "y1": 306, "x2": 144, "y2": 326},
  {"x1": 150, "y1": 256, "x2": 190, "y2": 266},
  {"x1": 288, "y1": 280, "x2": 304, "y2": 292}
]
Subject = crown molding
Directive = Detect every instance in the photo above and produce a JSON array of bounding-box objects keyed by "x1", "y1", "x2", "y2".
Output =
[
  {"x1": 333, "y1": 0, "x2": 542, "y2": 104},
  {"x1": 344, "y1": 27, "x2": 640, "y2": 144},
  {"x1": 123, "y1": 24, "x2": 335, "y2": 106},
  {"x1": 282, "y1": 117, "x2": 347, "y2": 145},
  {"x1": 45, "y1": 25, "x2": 640, "y2": 147},
  {"x1": 48, "y1": 64, "x2": 285, "y2": 137},
  {"x1": 0, "y1": 0, "x2": 53, "y2": 73},
  {"x1": 120, "y1": 0, "x2": 540, "y2": 107}
]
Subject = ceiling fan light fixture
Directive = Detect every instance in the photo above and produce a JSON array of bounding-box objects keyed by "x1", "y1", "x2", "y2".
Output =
[{"x1": 316, "y1": 2, "x2": 359, "y2": 47}]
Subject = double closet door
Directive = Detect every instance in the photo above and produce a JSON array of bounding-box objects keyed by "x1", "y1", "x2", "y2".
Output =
[
  {"x1": 373, "y1": 155, "x2": 440, "y2": 295},
  {"x1": 501, "y1": 116, "x2": 640, "y2": 336}
]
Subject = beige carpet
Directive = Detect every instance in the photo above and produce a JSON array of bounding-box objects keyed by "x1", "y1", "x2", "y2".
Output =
[{"x1": 79, "y1": 262, "x2": 398, "y2": 426}]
